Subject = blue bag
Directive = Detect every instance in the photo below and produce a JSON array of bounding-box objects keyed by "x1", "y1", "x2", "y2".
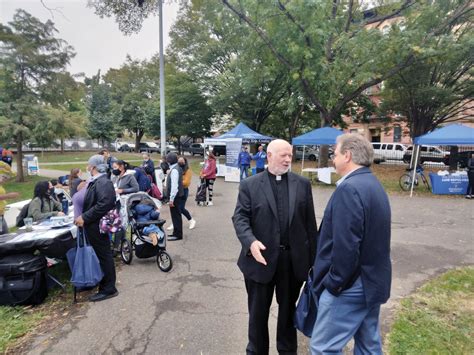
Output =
[
  {"x1": 294, "y1": 268, "x2": 318, "y2": 337},
  {"x1": 66, "y1": 228, "x2": 103, "y2": 288}
]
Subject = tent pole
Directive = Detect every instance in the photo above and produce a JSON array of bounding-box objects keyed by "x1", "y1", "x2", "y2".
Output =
[
  {"x1": 410, "y1": 145, "x2": 420, "y2": 197},
  {"x1": 301, "y1": 145, "x2": 305, "y2": 174}
]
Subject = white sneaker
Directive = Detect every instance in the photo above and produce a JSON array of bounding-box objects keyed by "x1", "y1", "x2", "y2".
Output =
[
  {"x1": 207, "y1": 201, "x2": 214, "y2": 206},
  {"x1": 189, "y1": 219, "x2": 196, "y2": 229},
  {"x1": 166, "y1": 224, "x2": 174, "y2": 231}
]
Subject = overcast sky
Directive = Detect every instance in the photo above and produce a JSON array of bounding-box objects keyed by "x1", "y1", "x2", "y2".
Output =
[{"x1": 0, "y1": 0, "x2": 180, "y2": 77}]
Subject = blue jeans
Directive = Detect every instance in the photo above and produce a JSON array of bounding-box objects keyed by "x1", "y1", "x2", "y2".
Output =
[
  {"x1": 310, "y1": 277, "x2": 383, "y2": 355},
  {"x1": 240, "y1": 165, "x2": 250, "y2": 180}
]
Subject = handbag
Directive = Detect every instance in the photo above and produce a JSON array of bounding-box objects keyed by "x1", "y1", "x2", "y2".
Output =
[
  {"x1": 67, "y1": 228, "x2": 104, "y2": 288},
  {"x1": 294, "y1": 267, "x2": 318, "y2": 337},
  {"x1": 148, "y1": 183, "x2": 162, "y2": 200},
  {"x1": 99, "y1": 209, "x2": 122, "y2": 234}
]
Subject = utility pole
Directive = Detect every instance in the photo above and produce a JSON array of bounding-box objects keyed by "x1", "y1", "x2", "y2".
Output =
[{"x1": 158, "y1": 0, "x2": 166, "y2": 157}]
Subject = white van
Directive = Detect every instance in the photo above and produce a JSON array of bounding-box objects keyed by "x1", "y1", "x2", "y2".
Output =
[{"x1": 371, "y1": 142, "x2": 408, "y2": 160}]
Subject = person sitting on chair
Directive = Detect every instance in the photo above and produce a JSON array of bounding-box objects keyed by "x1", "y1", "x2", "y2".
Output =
[{"x1": 27, "y1": 181, "x2": 64, "y2": 222}]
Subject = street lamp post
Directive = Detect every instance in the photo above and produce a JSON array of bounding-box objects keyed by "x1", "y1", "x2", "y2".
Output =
[{"x1": 158, "y1": 0, "x2": 166, "y2": 158}]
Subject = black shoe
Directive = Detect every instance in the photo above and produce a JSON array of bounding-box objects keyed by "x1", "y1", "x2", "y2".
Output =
[
  {"x1": 167, "y1": 235, "x2": 183, "y2": 241},
  {"x1": 89, "y1": 290, "x2": 119, "y2": 302}
]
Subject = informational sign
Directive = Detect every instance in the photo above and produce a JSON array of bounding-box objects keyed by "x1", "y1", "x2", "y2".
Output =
[
  {"x1": 429, "y1": 173, "x2": 468, "y2": 195},
  {"x1": 203, "y1": 137, "x2": 242, "y2": 183},
  {"x1": 25, "y1": 156, "x2": 39, "y2": 176},
  {"x1": 225, "y1": 138, "x2": 242, "y2": 168},
  {"x1": 225, "y1": 138, "x2": 242, "y2": 182}
]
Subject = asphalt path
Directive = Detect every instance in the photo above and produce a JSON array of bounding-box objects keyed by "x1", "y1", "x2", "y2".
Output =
[{"x1": 25, "y1": 174, "x2": 473, "y2": 354}]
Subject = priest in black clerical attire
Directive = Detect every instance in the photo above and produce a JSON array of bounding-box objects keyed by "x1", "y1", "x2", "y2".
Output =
[{"x1": 233, "y1": 139, "x2": 318, "y2": 355}]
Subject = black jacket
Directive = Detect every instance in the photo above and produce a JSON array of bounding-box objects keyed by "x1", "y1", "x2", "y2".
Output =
[
  {"x1": 82, "y1": 174, "x2": 116, "y2": 226},
  {"x1": 232, "y1": 171, "x2": 318, "y2": 283}
]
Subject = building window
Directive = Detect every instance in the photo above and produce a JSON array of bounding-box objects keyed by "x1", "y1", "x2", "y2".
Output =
[{"x1": 394, "y1": 126, "x2": 402, "y2": 142}]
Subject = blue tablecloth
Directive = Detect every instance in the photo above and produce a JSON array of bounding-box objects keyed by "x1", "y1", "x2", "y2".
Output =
[{"x1": 429, "y1": 173, "x2": 468, "y2": 195}]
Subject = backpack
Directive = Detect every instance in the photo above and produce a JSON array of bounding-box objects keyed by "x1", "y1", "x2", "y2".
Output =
[
  {"x1": 134, "y1": 167, "x2": 151, "y2": 192},
  {"x1": 16, "y1": 203, "x2": 31, "y2": 227},
  {"x1": 16, "y1": 199, "x2": 43, "y2": 227}
]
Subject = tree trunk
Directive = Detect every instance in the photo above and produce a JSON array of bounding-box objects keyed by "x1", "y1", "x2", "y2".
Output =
[
  {"x1": 177, "y1": 137, "x2": 182, "y2": 155},
  {"x1": 319, "y1": 116, "x2": 331, "y2": 168},
  {"x1": 16, "y1": 138, "x2": 24, "y2": 183},
  {"x1": 60, "y1": 137, "x2": 64, "y2": 154},
  {"x1": 135, "y1": 130, "x2": 144, "y2": 153}
]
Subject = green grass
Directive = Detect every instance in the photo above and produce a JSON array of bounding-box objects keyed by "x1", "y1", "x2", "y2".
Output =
[
  {"x1": 387, "y1": 267, "x2": 474, "y2": 354},
  {"x1": 17, "y1": 151, "x2": 145, "y2": 163},
  {"x1": 3, "y1": 175, "x2": 45, "y2": 203},
  {"x1": 0, "y1": 306, "x2": 43, "y2": 353}
]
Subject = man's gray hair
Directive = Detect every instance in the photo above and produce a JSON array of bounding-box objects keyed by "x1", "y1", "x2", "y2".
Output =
[
  {"x1": 336, "y1": 133, "x2": 374, "y2": 167},
  {"x1": 87, "y1": 154, "x2": 108, "y2": 173}
]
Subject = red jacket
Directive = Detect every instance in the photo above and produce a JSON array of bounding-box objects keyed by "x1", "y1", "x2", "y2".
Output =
[{"x1": 201, "y1": 158, "x2": 217, "y2": 179}]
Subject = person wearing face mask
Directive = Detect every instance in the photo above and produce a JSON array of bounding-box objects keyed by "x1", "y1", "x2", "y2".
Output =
[
  {"x1": 141, "y1": 152, "x2": 156, "y2": 184},
  {"x1": 165, "y1": 153, "x2": 184, "y2": 241},
  {"x1": 75, "y1": 155, "x2": 118, "y2": 302},
  {"x1": 110, "y1": 160, "x2": 139, "y2": 252},
  {"x1": 167, "y1": 157, "x2": 196, "y2": 232},
  {"x1": 111, "y1": 160, "x2": 139, "y2": 196},
  {"x1": 27, "y1": 181, "x2": 64, "y2": 222},
  {"x1": 232, "y1": 139, "x2": 318, "y2": 355}
]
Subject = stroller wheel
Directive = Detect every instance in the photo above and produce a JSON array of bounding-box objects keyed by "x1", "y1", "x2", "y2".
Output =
[
  {"x1": 157, "y1": 250, "x2": 173, "y2": 272},
  {"x1": 121, "y1": 238, "x2": 133, "y2": 265}
]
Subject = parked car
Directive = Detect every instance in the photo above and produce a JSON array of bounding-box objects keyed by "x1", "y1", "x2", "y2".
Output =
[
  {"x1": 403, "y1": 145, "x2": 450, "y2": 164},
  {"x1": 164, "y1": 144, "x2": 178, "y2": 154},
  {"x1": 295, "y1": 146, "x2": 319, "y2": 161},
  {"x1": 373, "y1": 153, "x2": 386, "y2": 164},
  {"x1": 139, "y1": 142, "x2": 160, "y2": 153},
  {"x1": 371, "y1": 142, "x2": 407, "y2": 160},
  {"x1": 118, "y1": 143, "x2": 136, "y2": 152},
  {"x1": 443, "y1": 150, "x2": 474, "y2": 168},
  {"x1": 188, "y1": 143, "x2": 205, "y2": 156}
]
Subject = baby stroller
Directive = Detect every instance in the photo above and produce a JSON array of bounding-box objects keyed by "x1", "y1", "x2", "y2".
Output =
[
  {"x1": 195, "y1": 179, "x2": 207, "y2": 205},
  {"x1": 120, "y1": 192, "x2": 173, "y2": 272}
]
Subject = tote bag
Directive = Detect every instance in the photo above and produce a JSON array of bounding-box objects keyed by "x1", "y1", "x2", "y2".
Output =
[
  {"x1": 294, "y1": 268, "x2": 318, "y2": 337},
  {"x1": 67, "y1": 228, "x2": 104, "y2": 288}
]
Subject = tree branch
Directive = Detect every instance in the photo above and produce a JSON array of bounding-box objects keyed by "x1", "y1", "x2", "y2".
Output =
[
  {"x1": 366, "y1": 0, "x2": 415, "y2": 27},
  {"x1": 221, "y1": 0, "x2": 293, "y2": 70},
  {"x1": 276, "y1": 0, "x2": 311, "y2": 47}
]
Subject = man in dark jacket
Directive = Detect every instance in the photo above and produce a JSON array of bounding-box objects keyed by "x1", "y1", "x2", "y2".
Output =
[
  {"x1": 233, "y1": 139, "x2": 318, "y2": 354},
  {"x1": 310, "y1": 134, "x2": 391, "y2": 354},
  {"x1": 166, "y1": 153, "x2": 184, "y2": 241},
  {"x1": 75, "y1": 155, "x2": 118, "y2": 302}
]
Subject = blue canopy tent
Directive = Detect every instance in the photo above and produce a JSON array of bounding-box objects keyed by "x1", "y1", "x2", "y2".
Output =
[
  {"x1": 203, "y1": 123, "x2": 273, "y2": 182},
  {"x1": 414, "y1": 124, "x2": 474, "y2": 145},
  {"x1": 409, "y1": 124, "x2": 474, "y2": 196},
  {"x1": 292, "y1": 126, "x2": 343, "y2": 146},
  {"x1": 292, "y1": 127, "x2": 343, "y2": 172},
  {"x1": 207, "y1": 122, "x2": 273, "y2": 144}
]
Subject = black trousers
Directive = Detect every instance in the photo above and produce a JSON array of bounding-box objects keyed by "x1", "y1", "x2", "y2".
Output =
[
  {"x1": 86, "y1": 225, "x2": 117, "y2": 294},
  {"x1": 244, "y1": 250, "x2": 303, "y2": 355},
  {"x1": 467, "y1": 171, "x2": 474, "y2": 195},
  {"x1": 170, "y1": 197, "x2": 183, "y2": 238}
]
